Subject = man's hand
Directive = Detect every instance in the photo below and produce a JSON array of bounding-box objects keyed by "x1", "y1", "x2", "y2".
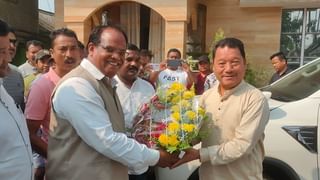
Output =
[
  {"x1": 149, "y1": 61, "x2": 167, "y2": 83},
  {"x1": 170, "y1": 148, "x2": 200, "y2": 169},
  {"x1": 156, "y1": 149, "x2": 180, "y2": 168},
  {"x1": 181, "y1": 61, "x2": 191, "y2": 72},
  {"x1": 144, "y1": 63, "x2": 153, "y2": 73},
  {"x1": 27, "y1": 119, "x2": 47, "y2": 158},
  {"x1": 159, "y1": 61, "x2": 167, "y2": 71}
]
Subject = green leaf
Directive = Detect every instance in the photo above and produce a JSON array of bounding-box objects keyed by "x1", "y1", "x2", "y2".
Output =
[{"x1": 167, "y1": 146, "x2": 177, "y2": 153}]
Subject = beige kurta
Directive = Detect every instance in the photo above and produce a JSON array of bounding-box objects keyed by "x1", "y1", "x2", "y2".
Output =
[{"x1": 199, "y1": 80, "x2": 269, "y2": 180}]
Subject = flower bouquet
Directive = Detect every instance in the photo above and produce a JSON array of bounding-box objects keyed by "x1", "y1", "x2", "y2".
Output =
[{"x1": 131, "y1": 82, "x2": 207, "y2": 153}]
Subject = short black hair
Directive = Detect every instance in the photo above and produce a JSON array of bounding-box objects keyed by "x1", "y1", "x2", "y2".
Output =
[
  {"x1": 78, "y1": 40, "x2": 85, "y2": 50},
  {"x1": 87, "y1": 24, "x2": 128, "y2": 47},
  {"x1": 270, "y1": 51, "x2": 287, "y2": 62},
  {"x1": 49, "y1": 28, "x2": 78, "y2": 48},
  {"x1": 8, "y1": 26, "x2": 16, "y2": 35},
  {"x1": 127, "y1": 43, "x2": 139, "y2": 52},
  {"x1": 0, "y1": 19, "x2": 9, "y2": 36},
  {"x1": 213, "y1": 37, "x2": 246, "y2": 62},
  {"x1": 140, "y1": 49, "x2": 153, "y2": 59},
  {"x1": 167, "y1": 48, "x2": 181, "y2": 59},
  {"x1": 26, "y1": 40, "x2": 44, "y2": 50}
]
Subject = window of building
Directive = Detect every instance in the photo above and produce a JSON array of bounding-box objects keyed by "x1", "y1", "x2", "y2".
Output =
[{"x1": 281, "y1": 8, "x2": 320, "y2": 70}]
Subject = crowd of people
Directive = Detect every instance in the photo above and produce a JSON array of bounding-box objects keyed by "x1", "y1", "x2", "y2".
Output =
[{"x1": 1, "y1": 17, "x2": 291, "y2": 180}]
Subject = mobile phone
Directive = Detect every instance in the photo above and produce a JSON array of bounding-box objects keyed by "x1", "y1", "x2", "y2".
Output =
[
  {"x1": 167, "y1": 59, "x2": 182, "y2": 68},
  {"x1": 150, "y1": 63, "x2": 160, "y2": 71}
]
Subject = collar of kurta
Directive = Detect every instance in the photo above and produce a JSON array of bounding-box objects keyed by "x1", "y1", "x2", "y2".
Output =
[
  {"x1": 81, "y1": 58, "x2": 117, "y2": 88},
  {"x1": 218, "y1": 80, "x2": 246, "y2": 100},
  {"x1": 114, "y1": 75, "x2": 140, "y2": 89}
]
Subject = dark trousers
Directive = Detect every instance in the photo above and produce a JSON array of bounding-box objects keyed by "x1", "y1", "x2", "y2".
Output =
[{"x1": 129, "y1": 167, "x2": 155, "y2": 180}]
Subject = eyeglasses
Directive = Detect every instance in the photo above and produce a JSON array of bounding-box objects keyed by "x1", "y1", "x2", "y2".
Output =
[
  {"x1": 98, "y1": 44, "x2": 126, "y2": 57},
  {"x1": 9, "y1": 39, "x2": 18, "y2": 46}
]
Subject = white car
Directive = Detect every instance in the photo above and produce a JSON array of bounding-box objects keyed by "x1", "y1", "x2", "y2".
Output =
[
  {"x1": 261, "y1": 57, "x2": 320, "y2": 180},
  {"x1": 157, "y1": 57, "x2": 320, "y2": 180}
]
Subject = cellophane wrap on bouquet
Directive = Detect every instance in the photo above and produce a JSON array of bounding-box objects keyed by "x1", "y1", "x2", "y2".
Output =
[{"x1": 131, "y1": 82, "x2": 207, "y2": 153}]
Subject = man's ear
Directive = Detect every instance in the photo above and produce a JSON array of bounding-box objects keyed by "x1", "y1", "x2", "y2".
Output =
[
  {"x1": 49, "y1": 48, "x2": 53, "y2": 55},
  {"x1": 49, "y1": 48, "x2": 55, "y2": 63},
  {"x1": 87, "y1": 42, "x2": 95, "y2": 54}
]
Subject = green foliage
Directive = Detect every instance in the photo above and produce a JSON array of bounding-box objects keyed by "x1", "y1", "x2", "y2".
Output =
[
  {"x1": 208, "y1": 28, "x2": 225, "y2": 60},
  {"x1": 245, "y1": 63, "x2": 271, "y2": 87},
  {"x1": 186, "y1": 28, "x2": 225, "y2": 62},
  {"x1": 186, "y1": 52, "x2": 208, "y2": 60},
  {"x1": 214, "y1": 28, "x2": 225, "y2": 43},
  {"x1": 245, "y1": 64, "x2": 255, "y2": 85},
  {"x1": 12, "y1": 44, "x2": 26, "y2": 66},
  {"x1": 167, "y1": 146, "x2": 178, "y2": 154}
]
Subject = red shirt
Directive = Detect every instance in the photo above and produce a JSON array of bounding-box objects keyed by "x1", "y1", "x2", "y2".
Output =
[{"x1": 195, "y1": 73, "x2": 207, "y2": 95}]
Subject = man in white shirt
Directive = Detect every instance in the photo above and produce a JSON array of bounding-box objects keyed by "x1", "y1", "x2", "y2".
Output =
[
  {"x1": 150, "y1": 48, "x2": 194, "y2": 89},
  {"x1": 0, "y1": 19, "x2": 33, "y2": 180},
  {"x1": 115, "y1": 43, "x2": 156, "y2": 180},
  {"x1": 18, "y1": 40, "x2": 43, "y2": 77},
  {"x1": 47, "y1": 25, "x2": 178, "y2": 180}
]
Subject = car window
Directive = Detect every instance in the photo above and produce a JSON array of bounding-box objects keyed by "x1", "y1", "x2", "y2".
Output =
[{"x1": 260, "y1": 58, "x2": 320, "y2": 102}]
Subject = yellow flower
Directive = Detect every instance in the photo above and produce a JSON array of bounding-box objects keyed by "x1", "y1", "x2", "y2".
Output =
[
  {"x1": 168, "y1": 135, "x2": 180, "y2": 146},
  {"x1": 168, "y1": 122, "x2": 180, "y2": 133},
  {"x1": 182, "y1": 123, "x2": 196, "y2": 132},
  {"x1": 158, "y1": 134, "x2": 169, "y2": 146},
  {"x1": 171, "y1": 105, "x2": 180, "y2": 113},
  {"x1": 198, "y1": 107, "x2": 205, "y2": 116},
  {"x1": 171, "y1": 112, "x2": 181, "y2": 121},
  {"x1": 185, "y1": 110, "x2": 196, "y2": 120},
  {"x1": 183, "y1": 90, "x2": 195, "y2": 100},
  {"x1": 180, "y1": 99, "x2": 191, "y2": 109},
  {"x1": 170, "y1": 82, "x2": 185, "y2": 91},
  {"x1": 171, "y1": 95, "x2": 181, "y2": 104},
  {"x1": 165, "y1": 89, "x2": 175, "y2": 99}
]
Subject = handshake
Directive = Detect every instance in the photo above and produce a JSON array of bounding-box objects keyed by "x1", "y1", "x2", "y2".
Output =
[{"x1": 156, "y1": 148, "x2": 200, "y2": 169}]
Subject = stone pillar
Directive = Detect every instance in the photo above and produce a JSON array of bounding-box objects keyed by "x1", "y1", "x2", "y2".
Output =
[
  {"x1": 54, "y1": 0, "x2": 65, "y2": 28},
  {"x1": 64, "y1": 22, "x2": 86, "y2": 43},
  {"x1": 164, "y1": 21, "x2": 187, "y2": 58}
]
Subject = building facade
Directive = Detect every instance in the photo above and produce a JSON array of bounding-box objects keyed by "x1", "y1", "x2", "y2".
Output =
[
  {"x1": 55, "y1": 0, "x2": 320, "y2": 86},
  {"x1": 0, "y1": 0, "x2": 53, "y2": 65}
]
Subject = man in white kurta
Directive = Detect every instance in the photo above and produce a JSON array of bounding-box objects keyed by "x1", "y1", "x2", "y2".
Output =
[
  {"x1": 115, "y1": 75, "x2": 155, "y2": 133},
  {"x1": 0, "y1": 80, "x2": 33, "y2": 180},
  {"x1": 0, "y1": 19, "x2": 33, "y2": 180},
  {"x1": 115, "y1": 44, "x2": 156, "y2": 179}
]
